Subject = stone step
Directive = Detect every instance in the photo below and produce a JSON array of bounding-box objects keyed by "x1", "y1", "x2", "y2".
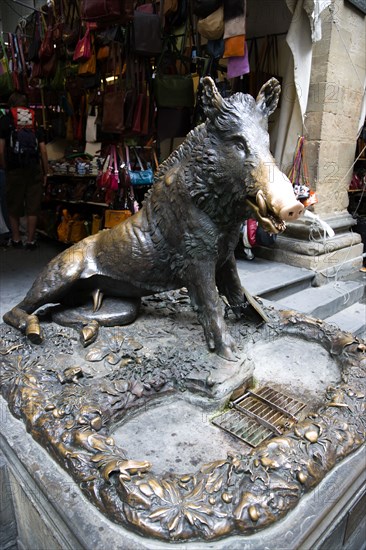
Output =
[
  {"x1": 236, "y1": 258, "x2": 315, "y2": 300},
  {"x1": 273, "y1": 280, "x2": 365, "y2": 320},
  {"x1": 324, "y1": 302, "x2": 366, "y2": 338}
]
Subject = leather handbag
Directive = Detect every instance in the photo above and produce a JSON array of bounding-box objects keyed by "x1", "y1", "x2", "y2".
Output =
[
  {"x1": 63, "y1": 0, "x2": 80, "y2": 46},
  {"x1": 126, "y1": 146, "x2": 154, "y2": 186},
  {"x1": 0, "y1": 44, "x2": 14, "y2": 95},
  {"x1": 223, "y1": 34, "x2": 245, "y2": 58},
  {"x1": 73, "y1": 27, "x2": 92, "y2": 62},
  {"x1": 38, "y1": 25, "x2": 54, "y2": 61},
  {"x1": 101, "y1": 45, "x2": 128, "y2": 134},
  {"x1": 27, "y1": 12, "x2": 42, "y2": 62},
  {"x1": 153, "y1": 73, "x2": 194, "y2": 108},
  {"x1": 78, "y1": 37, "x2": 97, "y2": 75},
  {"x1": 81, "y1": 0, "x2": 135, "y2": 25},
  {"x1": 102, "y1": 86, "x2": 126, "y2": 134},
  {"x1": 227, "y1": 47, "x2": 250, "y2": 79},
  {"x1": 132, "y1": 9, "x2": 162, "y2": 56},
  {"x1": 197, "y1": 6, "x2": 224, "y2": 40},
  {"x1": 96, "y1": 146, "x2": 119, "y2": 191}
]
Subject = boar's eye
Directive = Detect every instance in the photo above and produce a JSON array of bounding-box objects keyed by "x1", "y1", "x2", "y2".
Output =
[{"x1": 233, "y1": 138, "x2": 248, "y2": 154}]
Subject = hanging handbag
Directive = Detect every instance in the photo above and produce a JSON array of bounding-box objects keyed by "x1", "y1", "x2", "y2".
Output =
[
  {"x1": 223, "y1": 34, "x2": 245, "y2": 58},
  {"x1": 39, "y1": 21, "x2": 54, "y2": 61},
  {"x1": 163, "y1": 0, "x2": 178, "y2": 16},
  {"x1": 126, "y1": 146, "x2": 154, "y2": 186},
  {"x1": 153, "y1": 73, "x2": 194, "y2": 108},
  {"x1": 73, "y1": 27, "x2": 92, "y2": 62},
  {"x1": 101, "y1": 45, "x2": 128, "y2": 134},
  {"x1": 0, "y1": 35, "x2": 14, "y2": 96},
  {"x1": 227, "y1": 46, "x2": 250, "y2": 79},
  {"x1": 63, "y1": 0, "x2": 80, "y2": 44},
  {"x1": 27, "y1": 12, "x2": 42, "y2": 62},
  {"x1": 81, "y1": 0, "x2": 135, "y2": 25},
  {"x1": 97, "y1": 45, "x2": 110, "y2": 60},
  {"x1": 197, "y1": 6, "x2": 224, "y2": 41},
  {"x1": 131, "y1": 61, "x2": 149, "y2": 135},
  {"x1": 78, "y1": 35, "x2": 97, "y2": 75},
  {"x1": 40, "y1": 51, "x2": 58, "y2": 78},
  {"x1": 96, "y1": 146, "x2": 119, "y2": 190},
  {"x1": 132, "y1": 7, "x2": 163, "y2": 56},
  {"x1": 8, "y1": 33, "x2": 20, "y2": 92},
  {"x1": 102, "y1": 85, "x2": 126, "y2": 134}
]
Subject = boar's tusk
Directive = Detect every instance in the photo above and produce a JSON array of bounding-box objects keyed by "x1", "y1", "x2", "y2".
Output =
[
  {"x1": 256, "y1": 190, "x2": 268, "y2": 217},
  {"x1": 92, "y1": 288, "x2": 104, "y2": 312}
]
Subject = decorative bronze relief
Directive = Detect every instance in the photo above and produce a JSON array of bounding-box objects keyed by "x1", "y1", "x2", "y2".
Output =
[{"x1": 1, "y1": 304, "x2": 364, "y2": 542}]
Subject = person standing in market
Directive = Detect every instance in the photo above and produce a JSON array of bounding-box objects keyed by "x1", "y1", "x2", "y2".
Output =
[{"x1": 0, "y1": 91, "x2": 49, "y2": 250}]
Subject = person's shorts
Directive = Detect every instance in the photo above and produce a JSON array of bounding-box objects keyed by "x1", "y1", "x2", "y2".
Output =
[{"x1": 6, "y1": 166, "x2": 43, "y2": 217}]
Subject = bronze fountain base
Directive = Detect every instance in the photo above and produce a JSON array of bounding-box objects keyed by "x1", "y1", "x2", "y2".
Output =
[{"x1": 0, "y1": 292, "x2": 365, "y2": 547}]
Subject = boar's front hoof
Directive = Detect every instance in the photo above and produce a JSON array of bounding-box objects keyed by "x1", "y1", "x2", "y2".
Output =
[
  {"x1": 25, "y1": 315, "x2": 43, "y2": 344},
  {"x1": 80, "y1": 320, "x2": 99, "y2": 347},
  {"x1": 215, "y1": 333, "x2": 238, "y2": 362},
  {"x1": 217, "y1": 345, "x2": 238, "y2": 362}
]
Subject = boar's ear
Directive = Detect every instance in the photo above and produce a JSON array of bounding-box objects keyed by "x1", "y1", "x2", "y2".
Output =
[
  {"x1": 201, "y1": 76, "x2": 224, "y2": 120},
  {"x1": 256, "y1": 78, "x2": 281, "y2": 117}
]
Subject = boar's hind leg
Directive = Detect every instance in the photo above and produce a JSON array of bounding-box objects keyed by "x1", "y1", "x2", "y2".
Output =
[
  {"x1": 187, "y1": 263, "x2": 237, "y2": 362},
  {"x1": 3, "y1": 256, "x2": 84, "y2": 343},
  {"x1": 216, "y1": 256, "x2": 247, "y2": 319}
]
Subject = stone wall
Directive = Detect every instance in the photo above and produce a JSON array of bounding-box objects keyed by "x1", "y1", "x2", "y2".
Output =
[
  {"x1": 306, "y1": 0, "x2": 366, "y2": 217},
  {"x1": 260, "y1": 0, "x2": 366, "y2": 274}
]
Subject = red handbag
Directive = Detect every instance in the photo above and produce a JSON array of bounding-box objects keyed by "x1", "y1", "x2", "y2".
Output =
[
  {"x1": 39, "y1": 26, "x2": 54, "y2": 61},
  {"x1": 73, "y1": 27, "x2": 92, "y2": 62},
  {"x1": 97, "y1": 146, "x2": 119, "y2": 191},
  {"x1": 81, "y1": 0, "x2": 135, "y2": 25}
]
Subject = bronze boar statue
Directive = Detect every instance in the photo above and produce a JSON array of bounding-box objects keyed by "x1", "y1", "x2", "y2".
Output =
[{"x1": 3, "y1": 77, "x2": 304, "y2": 361}]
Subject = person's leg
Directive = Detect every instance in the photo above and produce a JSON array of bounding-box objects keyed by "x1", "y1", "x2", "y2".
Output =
[
  {"x1": 8, "y1": 214, "x2": 22, "y2": 243},
  {"x1": 0, "y1": 169, "x2": 10, "y2": 236},
  {"x1": 24, "y1": 168, "x2": 42, "y2": 247},
  {"x1": 6, "y1": 169, "x2": 25, "y2": 245},
  {"x1": 26, "y1": 215, "x2": 38, "y2": 243}
]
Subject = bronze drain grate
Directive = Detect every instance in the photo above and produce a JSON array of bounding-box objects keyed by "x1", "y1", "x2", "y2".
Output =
[{"x1": 212, "y1": 386, "x2": 306, "y2": 447}]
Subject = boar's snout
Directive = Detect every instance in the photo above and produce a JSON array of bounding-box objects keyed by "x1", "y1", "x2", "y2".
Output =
[
  {"x1": 279, "y1": 201, "x2": 304, "y2": 222},
  {"x1": 247, "y1": 164, "x2": 305, "y2": 234}
]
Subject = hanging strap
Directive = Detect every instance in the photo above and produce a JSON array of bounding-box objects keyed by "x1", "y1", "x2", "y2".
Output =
[
  {"x1": 125, "y1": 145, "x2": 132, "y2": 171},
  {"x1": 112, "y1": 145, "x2": 119, "y2": 175},
  {"x1": 133, "y1": 147, "x2": 145, "y2": 171}
]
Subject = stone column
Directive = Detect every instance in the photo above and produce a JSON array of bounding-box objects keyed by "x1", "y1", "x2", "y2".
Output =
[{"x1": 261, "y1": 0, "x2": 365, "y2": 277}]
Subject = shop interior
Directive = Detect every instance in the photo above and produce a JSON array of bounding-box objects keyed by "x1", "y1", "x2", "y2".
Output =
[{"x1": 0, "y1": 0, "x2": 364, "y2": 247}]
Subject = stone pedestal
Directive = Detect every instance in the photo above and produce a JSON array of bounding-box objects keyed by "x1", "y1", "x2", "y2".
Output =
[
  {"x1": 257, "y1": 212, "x2": 364, "y2": 277},
  {"x1": 1, "y1": 398, "x2": 365, "y2": 550}
]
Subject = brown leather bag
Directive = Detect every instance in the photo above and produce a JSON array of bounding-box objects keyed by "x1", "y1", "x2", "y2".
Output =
[{"x1": 102, "y1": 86, "x2": 126, "y2": 134}]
